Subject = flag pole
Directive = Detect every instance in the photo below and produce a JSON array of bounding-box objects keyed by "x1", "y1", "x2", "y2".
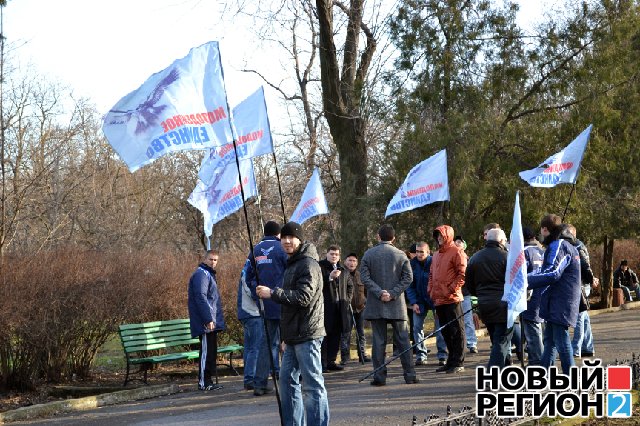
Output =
[
  {"x1": 561, "y1": 183, "x2": 576, "y2": 222},
  {"x1": 272, "y1": 152, "x2": 287, "y2": 223},
  {"x1": 220, "y1": 62, "x2": 283, "y2": 425}
]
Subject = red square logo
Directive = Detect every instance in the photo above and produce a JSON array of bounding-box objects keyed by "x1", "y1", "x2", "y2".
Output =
[{"x1": 607, "y1": 366, "x2": 632, "y2": 391}]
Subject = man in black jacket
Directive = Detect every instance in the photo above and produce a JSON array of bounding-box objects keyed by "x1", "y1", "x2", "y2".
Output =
[
  {"x1": 465, "y1": 228, "x2": 511, "y2": 367},
  {"x1": 256, "y1": 222, "x2": 329, "y2": 426}
]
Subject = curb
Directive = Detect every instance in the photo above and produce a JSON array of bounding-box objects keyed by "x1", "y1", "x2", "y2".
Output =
[{"x1": 0, "y1": 383, "x2": 182, "y2": 424}]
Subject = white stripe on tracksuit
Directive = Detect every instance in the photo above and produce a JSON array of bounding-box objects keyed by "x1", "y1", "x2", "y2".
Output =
[{"x1": 199, "y1": 333, "x2": 208, "y2": 389}]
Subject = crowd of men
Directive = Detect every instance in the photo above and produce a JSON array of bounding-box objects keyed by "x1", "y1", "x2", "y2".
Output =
[{"x1": 186, "y1": 213, "x2": 615, "y2": 424}]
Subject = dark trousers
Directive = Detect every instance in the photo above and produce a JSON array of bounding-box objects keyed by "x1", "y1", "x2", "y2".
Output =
[
  {"x1": 341, "y1": 310, "x2": 366, "y2": 361},
  {"x1": 199, "y1": 331, "x2": 218, "y2": 388},
  {"x1": 370, "y1": 319, "x2": 415, "y2": 383},
  {"x1": 486, "y1": 322, "x2": 514, "y2": 368},
  {"x1": 435, "y1": 303, "x2": 465, "y2": 368},
  {"x1": 321, "y1": 322, "x2": 342, "y2": 368}
]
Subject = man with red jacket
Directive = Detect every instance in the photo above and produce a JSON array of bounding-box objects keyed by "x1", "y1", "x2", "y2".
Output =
[{"x1": 429, "y1": 225, "x2": 467, "y2": 374}]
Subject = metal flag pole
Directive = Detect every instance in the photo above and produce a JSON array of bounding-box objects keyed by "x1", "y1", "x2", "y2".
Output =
[
  {"x1": 561, "y1": 183, "x2": 576, "y2": 222},
  {"x1": 358, "y1": 305, "x2": 476, "y2": 383}
]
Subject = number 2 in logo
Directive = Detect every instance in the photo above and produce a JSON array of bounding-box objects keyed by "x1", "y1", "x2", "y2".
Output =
[{"x1": 607, "y1": 392, "x2": 632, "y2": 418}]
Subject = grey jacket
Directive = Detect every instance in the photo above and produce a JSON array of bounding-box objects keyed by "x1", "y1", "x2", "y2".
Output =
[{"x1": 360, "y1": 241, "x2": 413, "y2": 320}]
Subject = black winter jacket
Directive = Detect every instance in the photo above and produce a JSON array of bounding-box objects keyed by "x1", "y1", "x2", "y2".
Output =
[
  {"x1": 465, "y1": 240, "x2": 508, "y2": 324},
  {"x1": 271, "y1": 242, "x2": 325, "y2": 344}
]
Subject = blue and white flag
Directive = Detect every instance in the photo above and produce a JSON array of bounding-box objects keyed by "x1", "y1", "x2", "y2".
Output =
[
  {"x1": 290, "y1": 168, "x2": 329, "y2": 224},
  {"x1": 519, "y1": 125, "x2": 592, "y2": 188},
  {"x1": 103, "y1": 41, "x2": 233, "y2": 172},
  {"x1": 385, "y1": 149, "x2": 450, "y2": 218},
  {"x1": 502, "y1": 191, "x2": 528, "y2": 328},
  {"x1": 188, "y1": 159, "x2": 258, "y2": 237},
  {"x1": 198, "y1": 87, "x2": 274, "y2": 184}
]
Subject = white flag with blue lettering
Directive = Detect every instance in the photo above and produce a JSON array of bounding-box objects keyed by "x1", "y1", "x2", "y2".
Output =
[
  {"x1": 519, "y1": 125, "x2": 592, "y2": 187},
  {"x1": 385, "y1": 149, "x2": 450, "y2": 218},
  {"x1": 103, "y1": 41, "x2": 232, "y2": 172},
  {"x1": 290, "y1": 168, "x2": 329, "y2": 224},
  {"x1": 188, "y1": 159, "x2": 258, "y2": 237},
  {"x1": 502, "y1": 191, "x2": 528, "y2": 328},
  {"x1": 198, "y1": 87, "x2": 274, "y2": 184}
]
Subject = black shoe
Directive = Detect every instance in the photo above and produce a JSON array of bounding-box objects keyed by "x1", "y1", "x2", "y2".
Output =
[
  {"x1": 200, "y1": 384, "x2": 223, "y2": 391},
  {"x1": 340, "y1": 358, "x2": 348, "y2": 366},
  {"x1": 435, "y1": 365, "x2": 449, "y2": 372},
  {"x1": 446, "y1": 366, "x2": 464, "y2": 374},
  {"x1": 253, "y1": 387, "x2": 273, "y2": 396},
  {"x1": 415, "y1": 359, "x2": 428, "y2": 366},
  {"x1": 327, "y1": 362, "x2": 344, "y2": 371},
  {"x1": 438, "y1": 359, "x2": 446, "y2": 366},
  {"x1": 582, "y1": 352, "x2": 595, "y2": 357},
  {"x1": 243, "y1": 383, "x2": 254, "y2": 390},
  {"x1": 469, "y1": 347, "x2": 478, "y2": 354},
  {"x1": 370, "y1": 379, "x2": 386, "y2": 386},
  {"x1": 405, "y1": 376, "x2": 419, "y2": 384}
]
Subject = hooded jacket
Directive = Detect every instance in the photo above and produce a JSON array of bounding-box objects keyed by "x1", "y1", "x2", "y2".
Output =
[
  {"x1": 247, "y1": 236, "x2": 288, "y2": 320},
  {"x1": 428, "y1": 225, "x2": 466, "y2": 306},
  {"x1": 528, "y1": 230, "x2": 581, "y2": 328},
  {"x1": 188, "y1": 263, "x2": 226, "y2": 338},
  {"x1": 406, "y1": 256, "x2": 434, "y2": 314},
  {"x1": 271, "y1": 241, "x2": 325, "y2": 344}
]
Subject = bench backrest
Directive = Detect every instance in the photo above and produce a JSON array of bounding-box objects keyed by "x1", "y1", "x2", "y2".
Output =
[{"x1": 119, "y1": 318, "x2": 198, "y2": 354}]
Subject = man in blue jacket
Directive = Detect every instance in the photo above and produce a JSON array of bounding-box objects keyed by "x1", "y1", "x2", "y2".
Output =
[
  {"x1": 188, "y1": 250, "x2": 225, "y2": 391},
  {"x1": 527, "y1": 214, "x2": 581, "y2": 374},
  {"x1": 247, "y1": 221, "x2": 288, "y2": 396}
]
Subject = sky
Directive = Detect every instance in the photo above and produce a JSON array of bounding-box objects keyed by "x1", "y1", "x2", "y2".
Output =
[{"x1": 3, "y1": 0, "x2": 548, "y2": 124}]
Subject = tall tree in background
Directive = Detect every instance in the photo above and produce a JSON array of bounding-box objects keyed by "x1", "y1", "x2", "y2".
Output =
[{"x1": 316, "y1": 0, "x2": 376, "y2": 254}]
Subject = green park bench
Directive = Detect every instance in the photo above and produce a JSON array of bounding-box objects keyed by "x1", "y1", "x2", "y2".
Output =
[{"x1": 118, "y1": 318, "x2": 243, "y2": 386}]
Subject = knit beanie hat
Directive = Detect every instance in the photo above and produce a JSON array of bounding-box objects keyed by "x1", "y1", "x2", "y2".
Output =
[
  {"x1": 280, "y1": 222, "x2": 304, "y2": 241},
  {"x1": 263, "y1": 221, "x2": 281, "y2": 237}
]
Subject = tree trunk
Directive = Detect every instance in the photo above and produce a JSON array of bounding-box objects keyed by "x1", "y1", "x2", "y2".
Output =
[{"x1": 598, "y1": 235, "x2": 614, "y2": 309}]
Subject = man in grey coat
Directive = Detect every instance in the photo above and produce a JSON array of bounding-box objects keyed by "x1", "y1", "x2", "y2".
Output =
[{"x1": 360, "y1": 224, "x2": 417, "y2": 386}]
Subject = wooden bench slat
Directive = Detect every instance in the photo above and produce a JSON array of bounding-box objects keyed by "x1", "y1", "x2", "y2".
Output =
[
  {"x1": 120, "y1": 324, "x2": 191, "y2": 337},
  {"x1": 126, "y1": 339, "x2": 199, "y2": 353},
  {"x1": 130, "y1": 350, "x2": 200, "y2": 365}
]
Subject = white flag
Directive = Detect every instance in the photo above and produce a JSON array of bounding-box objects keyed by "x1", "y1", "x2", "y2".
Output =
[
  {"x1": 385, "y1": 149, "x2": 450, "y2": 218},
  {"x1": 188, "y1": 160, "x2": 258, "y2": 237},
  {"x1": 198, "y1": 87, "x2": 274, "y2": 184},
  {"x1": 103, "y1": 41, "x2": 232, "y2": 172},
  {"x1": 519, "y1": 125, "x2": 592, "y2": 187},
  {"x1": 502, "y1": 191, "x2": 528, "y2": 328},
  {"x1": 290, "y1": 168, "x2": 329, "y2": 224}
]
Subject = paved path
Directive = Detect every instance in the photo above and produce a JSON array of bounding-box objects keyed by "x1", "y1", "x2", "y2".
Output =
[{"x1": 11, "y1": 308, "x2": 640, "y2": 425}]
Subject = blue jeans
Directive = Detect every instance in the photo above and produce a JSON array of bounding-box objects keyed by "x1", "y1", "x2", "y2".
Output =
[
  {"x1": 523, "y1": 319, "x2": 543, "y2": 366},
  {"x1": 541, "y1": 322, "x2": 575, "y2": 374},
  {"x1": 280, "y1": 338, "x2": 329, "y2": 426},
  {"x1": 412, "y1": 311, "x2": 428, "y2": 361},
  {"x1": 241, "y1": 317, "x2": 263, "y2": 386},
  {"x1": 254, "y1": 319, "x2": 280, "y2": 390},
  {"x1": 572, "y1": 284, "x2": 594, "y2": 356},
  {"x1": 486, "y1": 322, "x2": 514, "y2": 368},
  {"x1": 461, "y1": 295, "x2": 477, "y2": 349}
]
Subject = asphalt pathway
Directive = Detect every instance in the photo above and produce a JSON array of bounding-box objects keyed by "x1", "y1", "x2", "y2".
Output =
[{"x1": 10, "y1": 308, "x2": 640, "y2": 425}]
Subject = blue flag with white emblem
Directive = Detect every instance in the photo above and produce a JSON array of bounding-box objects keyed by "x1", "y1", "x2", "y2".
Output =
[
  {"x1": 103, "y1": 41, "x2": 232, "y2": 172},
  {"x1": 502, "y1": 192, "x2": 528, "y2": 328},
  {"x1": 385, "y1": 149, "x2": 450, "y2": 218},
  {"x1": 290, "y1": 168, "x2": 329, "y2": 224},
  {"x1": 519, "y1": 125, "x2": 592, "y2": 187}
]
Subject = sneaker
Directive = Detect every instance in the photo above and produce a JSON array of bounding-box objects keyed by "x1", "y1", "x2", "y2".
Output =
[
  {"x1": 370, "y1": 379, "x2": 386, "y2": 386},
  {"x1": 200, "y1": 384, "x2": 223, "y2": 391},
  {"x1": 415, "y1": 359, "x2": 428, "y2": 366},
  {"x1": 469, "y1": 347, "x2": 478, "y2": 354},
  {"x1": 327, "y1": 362, "x2": 344, "y2": 371},
  {"x1": 438, "y1": 359, "x2": 446, "y2": 366},
  {"x1": 405, "y1": 376, "x2": 420, "y2": 384},
  {"x1": 446, "y1": 366, "x2": 464, "y2": 374},
  {"x1": 253, "y1": 387, "x2": 273, "y2": 396},
  {"x1": 435, "y1": 365, "x2": 449, "y2": 372}
]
